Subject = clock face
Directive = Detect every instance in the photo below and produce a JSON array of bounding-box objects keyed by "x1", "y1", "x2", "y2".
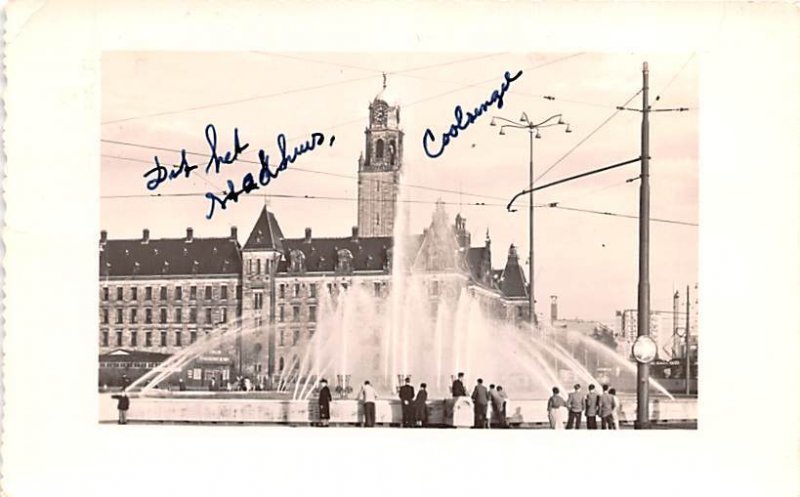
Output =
[{"x1": 632, "y1": 336, "x2": 657, "y2": 363}]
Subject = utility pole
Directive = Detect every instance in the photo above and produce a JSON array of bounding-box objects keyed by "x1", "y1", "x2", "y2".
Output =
[
  {"x1": 673, "y1": 290, "x2": 680, "y2": 359},
  {"x1": 685, "y1": 284, "x2": 691, "y2": 395},
  {"x1": 528, "y1": 128, "x2": 536, "y2": 328},
  {"x1": 635, "y1": 61, "x2": 651, "y2": 429}
]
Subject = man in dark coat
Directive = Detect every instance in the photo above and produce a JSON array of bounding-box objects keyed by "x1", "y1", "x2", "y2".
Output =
[
  {"x1": 398, "y1": 377, "x2": 415, "y2": 427},
  {"x1": 414, "y1": 383, "x2": 428, "y2": 427},
  {"x1": 451, "y1": 372, "x2": 467, "y2": 397},
  {"x1": 471, "y1": 378, "x2": 489, "y2": 428},
  {"x1": 584, "y1": 384, "x2": 600, "y2": 429},
  {"x1": 566, "y1": 384, "x2": 585, "y2": 429},
  {"x1": 111, "y1": 391, "x2": 130, "y2": 425},
  {"x1": 318, "y1": 378, "x2": 332, "y2": 427},
  {"x1": 599, "y1": 384, "x2": 616, "y2": 429}
]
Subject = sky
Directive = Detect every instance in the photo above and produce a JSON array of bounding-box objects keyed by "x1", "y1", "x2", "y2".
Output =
[{"x1": 101, "y1": 52, "x2": 698, "y2": 323}]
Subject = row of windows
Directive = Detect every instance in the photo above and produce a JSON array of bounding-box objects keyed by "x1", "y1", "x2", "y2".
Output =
[
  {"x1": 101, "y1": 330, "x2": 213, "y2": 348},
  {"x1": 277, "y1": 328, "x2": 315, "y2": 347},
  {"x1": 100, "y1": 361, "x2": 163, "y2": 369},
  {"x1": 277, "y1": 305, "x2": 316, "y2": 323},
  {"x1": 102, "y1": 284, "x2": 240, "y2": 302},
  {"x1": 101, "y1": 307, "x2": 236, "y2": 325}
]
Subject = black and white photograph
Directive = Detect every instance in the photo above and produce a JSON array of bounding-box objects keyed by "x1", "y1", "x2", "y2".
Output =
[{"x1": 99, "y1": 51, "x2": 698, "y2": 429}]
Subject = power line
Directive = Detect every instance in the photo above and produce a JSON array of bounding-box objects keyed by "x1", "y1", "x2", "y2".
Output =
[
  {"x1": 100, "y1": 152, "x2": 510, "y2": 202},
  {"x1": 654, "y1": 53, "x2": 696, "y2": 104},
  {"x1": 546, "y1": 205, "x2": 698, "y2": 227},
  {"x1": 533, "y1": 87, "x2": 643, "y2": 185}
]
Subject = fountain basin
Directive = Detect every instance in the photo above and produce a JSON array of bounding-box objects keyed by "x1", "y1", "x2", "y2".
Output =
[{"x1": 99, "y1": 393, "x2": 696, "y2": 426}]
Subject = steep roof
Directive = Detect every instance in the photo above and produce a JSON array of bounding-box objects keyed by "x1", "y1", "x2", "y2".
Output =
[
  {"x1": 279, "y1": 236, "x2": 393, "y2": 273},
  {"x1": 243, "y1": 206, "x2": 284, "y2": 252},
  {"x1": 499, "y1": 244, "x2": 528, "y2": 299},
  {"x1": 100, "y1": 235, "x2": 241, "y2": 277}
]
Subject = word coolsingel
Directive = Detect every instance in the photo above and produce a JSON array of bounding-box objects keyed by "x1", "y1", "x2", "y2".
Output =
[{"x1": 422, "y1": 69, "x2": 524, "y2": 159}]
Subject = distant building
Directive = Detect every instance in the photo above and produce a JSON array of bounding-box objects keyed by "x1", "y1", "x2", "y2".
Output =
[{"x1": 99, "y1": 87, "x2": 532, "y2": 388}]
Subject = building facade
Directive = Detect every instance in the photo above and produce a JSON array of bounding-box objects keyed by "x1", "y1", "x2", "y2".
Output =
[{"x1": 99, "y1": 88, "x2": 531, "y2": 388}]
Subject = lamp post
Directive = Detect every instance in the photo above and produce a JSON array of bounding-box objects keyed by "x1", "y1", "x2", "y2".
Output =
[{"x1": 491, "y1": 113, "x2": 571, "y2": 330}]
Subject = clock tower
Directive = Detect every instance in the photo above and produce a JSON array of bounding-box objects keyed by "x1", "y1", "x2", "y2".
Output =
[{"x1": 357, "y1": 77, "x2": 403, "y2": 238}]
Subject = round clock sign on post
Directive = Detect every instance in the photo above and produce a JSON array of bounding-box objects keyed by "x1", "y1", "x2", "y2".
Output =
[{"x1": 632, "y1": 335, "x2": 657, "y2": 364}]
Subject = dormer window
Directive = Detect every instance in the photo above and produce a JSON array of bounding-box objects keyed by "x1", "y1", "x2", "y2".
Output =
[
  {"x1": 336, "y1": 249, "x2": 354, "y2": 274},
  {"x1": 289, "y1": 250, "x2": 306, "y2": 274}
]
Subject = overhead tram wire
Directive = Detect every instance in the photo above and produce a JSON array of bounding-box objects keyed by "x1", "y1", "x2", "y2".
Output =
[
  {"x1": 532, "y1": 87, "x2": 643, "y2": 185},
  {"x1": 102, "y1": 53, "x2": 514, "y2": 126}
]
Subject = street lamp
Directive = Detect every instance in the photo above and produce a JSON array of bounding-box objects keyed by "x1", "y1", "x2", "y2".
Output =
[{"x1": 491, "y1": 113, "x2": 571, "y2": 329}]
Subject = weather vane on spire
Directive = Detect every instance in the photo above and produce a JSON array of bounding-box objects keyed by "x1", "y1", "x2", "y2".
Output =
[{"x1": 382, "y1": 72, "x2": 387, "y2": 90}]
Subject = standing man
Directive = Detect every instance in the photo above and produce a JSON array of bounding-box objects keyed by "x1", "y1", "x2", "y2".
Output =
[
  {"x1": 451, "y1": 372, "x2": 467, "y2": 397},
  {"x1": 566, "y1": 384, "x2": 585, "y2": 429},
  {"x1": 318, "y1": 378, "x2": 332, "y2": 427},
  {"x1": 111, "y1": 391, "x2": 130, "y2": 425},
  {"x1": 489, "y1": 384, "x2": 503, "y2": 428},
  {"x1": 497, "y1": 386, "x2": 509, "y2": 427},
  {"x1": 471, "y1": 378, "x2": 489, "y2": 428},
  {"x1": 599, "y1": 384, "x2": 616, "y2": 429},
  {"x1": 357, "y1": 380, "x2": 378, "y2": 427},
  {"x1": 398, "y1": 377, "x2": 415, "y2": 427},
  {"x1": 584, "y1": 384, "x2": 600, "y2": 429},
  {"x1": 415, "y1": 383, "x2": 428, "y2": 427}
]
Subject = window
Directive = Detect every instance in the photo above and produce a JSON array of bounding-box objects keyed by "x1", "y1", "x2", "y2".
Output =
[
  {"x1": 255, "y1": 317, "x2": 262, "y2": 329},
  {"x1": 292, "y1": 306, "x2": 300, "y2": 322},
  {"x1": 190, "y1": 331, "x2": 197, "y2": 344},
  {"x1": 256, "y1": 259, "x2": 261, "y2": 274},
  {"x1": 254, "y1": 293, "x2": 263, "y2": 310},
  {"x1": 278, "y1": 330, "x2": 285, "y2": 346},
  {"x1": 376, "y1": 213, "x2": 380, "y2": 226},
  {"x1": 145, "y1": 308, "x2": 152, "y2": 324},
  {"x1": 236, "y1": 285, "x2": 242, "y2": 300},
  {"x1": 309, "y1": 283, "x2": 317, "y2": 298},
  {"x1": 248, "y1": 259, "x2": 253, "y2": 274},
  {"x1": 116, "y1": 308, "x2": 123, "y2": 324},
  {"x1": 221, "y1": 308, "x2": 227, "y2": 323},
  {"x1": 309, "y1": 306, "x2": 316, "y2": 323},
  {"x1": 145, "y1": 332, "x2": 152, "y2": 347},
  {"x1": 130, "y1": 331, "x2": 138, "y2": 347},
  {"x1": 293, "y1": 284, "x2": 300, "y2": 298},
  {"x1": 102, "y1": 287, "x2": 109, "y2": 301},
  {"x1": 160, "y1": 308, "x2": 167, "y2": 324},
  {"x1": 205, "y1": 308, "x2": 212, "y2": 324},
  {"x1": 376, "y1": 138, "x2": 384, "y2": 159},
  {"x1": 130, "y1": 308, "x2": 137, "y2": 324},
  {"x1": 175, "y1": 332, "x2": 182, "y2": 347},
  {"x1": 145, "y1": 286, "x2": 152, "y2": 301},
  {"x1": 190, "y1": 308, "x2": 197, "y2": 324},
  {"x1": 327, "y1": 283, "x2": 333, "y2": 294},
  {"x1": 131, "y1": 287, "x2": 138, "y2": 300},
  {"x1": 374, "y1": 282, "x2": 382, "y2": 297},
  {"x1": 116, "y1": 331, "x2": 123, "y2": 347},
  {"x1": 279, "y1": 305, "x2": 285, "y2": 322},
  {"x1": 221, "y1": 285, "x2": 228, "y2": 300},
  {"x1": 102, "y1": 309, "x2": 109, "y2": 324},
  {"x1": 102, "y1": 331, "x2": 109, "y2": 347},
  {"x1": 205, "y1": 285, "x2": 212, "y2": 300},
  {"x1": 117, "y1": 287, "x2": 123, "y2": 301},
  {"x1": 160, "y1": 331, "x2": 167, "y2": 347},
  {"x1": 279, "y1": 284, "x2": 285, "y2": 299},
  {"x1": 160, "y1": 286, "x2": 168, "y2": 301},
  {"x1": 279, "y1": 357, "x2": 285, "y2": 371},
  {"x1": 190, "y1": 286, "x2": 197, "y2": 300},
  {"x1": 175, "y1": 286, "x2": 183, "y2": 300},
  {"x1": 175, "y1": 308, "x2": 182, "y2": 323}
]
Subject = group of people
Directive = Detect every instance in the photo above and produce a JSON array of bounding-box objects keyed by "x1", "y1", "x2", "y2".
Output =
[
  {"x1": 451, "y1": 372, "x2": 510, "y2": 428},
  {"x1": 547, "y1": 383, "x2": 620, "y2": 429}
]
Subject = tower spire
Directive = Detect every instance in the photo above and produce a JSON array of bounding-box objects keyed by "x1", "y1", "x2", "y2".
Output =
[{"x1": 382, "y1": 72, "x2": 387, "y2": 90}]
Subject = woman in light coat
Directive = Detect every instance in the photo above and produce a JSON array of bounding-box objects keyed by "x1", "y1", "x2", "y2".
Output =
[
  {"x1": 609, "y1": 388, "x2": 620, "y2": 429},
  {"x1": 547, "y1": 387, "x2": 567, "y2": 429}
]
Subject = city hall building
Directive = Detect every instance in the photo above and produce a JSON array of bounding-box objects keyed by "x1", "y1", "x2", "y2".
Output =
[{"x1": 99, "y1": 88, "x2": 531, "y2": 387}]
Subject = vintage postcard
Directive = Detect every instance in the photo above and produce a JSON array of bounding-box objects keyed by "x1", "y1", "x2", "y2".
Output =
[
  {"x1": 3, "y1": 3, "x2": 798, "y2": 497},
  {"x1": 98, "y1": 51, "x2": 698, "y2": 430}
]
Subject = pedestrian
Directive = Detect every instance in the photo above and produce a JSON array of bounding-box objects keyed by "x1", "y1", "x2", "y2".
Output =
[
  {"x1": 209, "y1": 378, "x2": 216, "y2": 391},
  {"x1": 609, "y1": 388, "x2": 620, "y2": 429},
  {"x1": 566, "y1": 384, "x2": 585, "y2": 429},
  {"x1": 398, "y1": 377, "x2": 415, "y2": 427},
  {"x1": 318, "y1": 378, "x2": 332, "y2": 427},
  {"x1": 489, "y1": 384, "x2": 503, "y2": 428},
  {"x1": 178, "y1": 378, "x2": 186, "y2": 391},
  {"x1": 584, "y1": 384, "x2": 600, "y2": 429},
  {"x1": 111, "y1": 391, "x2": 130, "y2": 425},
  {"x1": 497, "y1": 386, "x2": 509, "y2": 427},
  {"x1": 357, "y1": 380, "x2": 378, "y2": 427},
  {"x1": 415, "y1": 383, "x2": 428, "y2": 427},
  {"x1": 471, "y1": 378, "x2": 489, "y2": 428},
  {"x1": 547, "y1": 387, "x2": 567, "y2": 429},
  {"x1": 599, "y1": 384, "x2": 616, "y2": 429},
  {"x1": 451, "y1": 372, "x2": 467, "y2": 397}
]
